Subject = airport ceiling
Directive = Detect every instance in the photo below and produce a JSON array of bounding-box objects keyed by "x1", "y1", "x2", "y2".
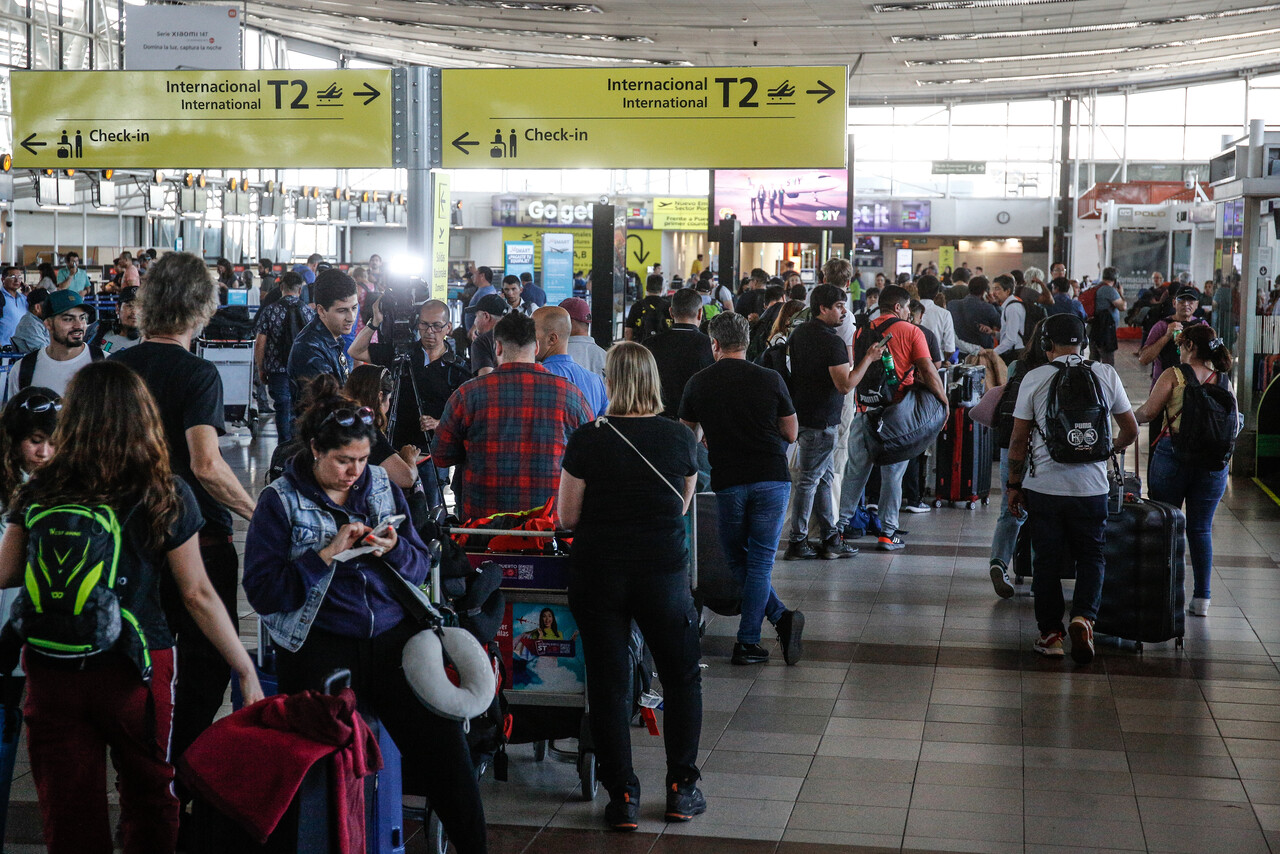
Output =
[{"x1": 234, "y1": 0, "x2": 1280, "y2": 105}]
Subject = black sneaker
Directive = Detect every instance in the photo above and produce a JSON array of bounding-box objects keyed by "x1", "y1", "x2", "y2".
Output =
[
  {"x1": 731, "y1": 642, "x2": 769, "y2": 665},
  {"x1": 604, "y1": 791, "x2": 639, "y2": 831},
  {"x1": 877, "y1": 532, "x2": 906, "y2": 551},
  {"x1": 784, "y1": 540, "x2": 818, "y2": 560},
  {"x1": 665, "y1": 781, "x2": 707, "y2": 822},
  {"x1": 775, "y1": 610, "x2": 805, "y2": 665},
  {"x1": 819, "y1": 535, "x2": 858, "y2": 559}
]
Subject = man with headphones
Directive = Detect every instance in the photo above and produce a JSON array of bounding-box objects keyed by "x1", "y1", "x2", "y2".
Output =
[{"x1": 1005, "y1": 313, "x2": 1138, "y2": 665}]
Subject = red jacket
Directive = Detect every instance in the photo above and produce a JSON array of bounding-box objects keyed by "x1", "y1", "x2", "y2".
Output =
[{"x1": 177, "y1": 687, "x2": 381, "y2": 851}]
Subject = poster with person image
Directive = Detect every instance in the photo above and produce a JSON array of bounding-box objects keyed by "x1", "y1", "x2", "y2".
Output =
[{"x1": 496, "y1": 602, "x2": 585, "y2": 693}]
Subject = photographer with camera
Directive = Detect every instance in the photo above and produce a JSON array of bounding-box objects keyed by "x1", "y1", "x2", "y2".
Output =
[{"x1": 349, "y1": 296, "x2": 472, "y2": 508}]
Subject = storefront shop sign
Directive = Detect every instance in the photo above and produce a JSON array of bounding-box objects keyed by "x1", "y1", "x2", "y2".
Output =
[
  {"x1": 442, "y1": 66, "x2": 847, "y2": 169},
  {"x1": 12, "y1": 69, "x2": 392, "y2": 168}
]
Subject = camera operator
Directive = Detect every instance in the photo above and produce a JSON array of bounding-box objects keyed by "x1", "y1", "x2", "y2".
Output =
[{"x1": 349, "y1": 296, "x2": 472, "y2": 507}]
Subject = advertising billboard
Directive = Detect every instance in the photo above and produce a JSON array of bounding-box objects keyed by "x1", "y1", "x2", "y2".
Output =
[
  {"x1": 851, "y1": 199, "x2": 932, "y2": 234},
  {"x1": 713, "y1": 169, "x2": 848, "y2": 229}
]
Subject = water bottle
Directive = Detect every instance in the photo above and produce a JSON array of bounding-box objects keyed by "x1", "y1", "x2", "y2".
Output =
[{"x1": 881, "y1": 346, "x2": 898, "y2": 386}]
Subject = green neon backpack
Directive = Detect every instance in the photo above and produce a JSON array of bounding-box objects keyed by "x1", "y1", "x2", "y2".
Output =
[{"x1": 11, "y1": 504, "x2": 139, "y2": 667}]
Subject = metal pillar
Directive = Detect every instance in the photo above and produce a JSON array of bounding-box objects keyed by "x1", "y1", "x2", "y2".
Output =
[
  {"x1": 1054, "y1": 96, "x2": 1073, "y2": 268},
  {"x1": 590, "y1": 204, "x2": 625, "y2": 348},
  {"x1": 717, "y1": 217, "x2": 740, "y2": 296},
  {"x1": 1238, "y1": 119, "x2": 1268, "y2": 431},
  {"x1": 400, "y1": 67, "x2": 435, "y2": 270}
]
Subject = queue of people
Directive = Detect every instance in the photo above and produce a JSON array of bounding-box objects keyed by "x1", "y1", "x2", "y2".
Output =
[{"x1": 0, "y1": 245, "x2": 1245, "y2": 850}]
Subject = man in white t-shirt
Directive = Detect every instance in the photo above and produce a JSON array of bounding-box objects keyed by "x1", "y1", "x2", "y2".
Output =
[
  {"x1": 7, "y1": 289, "x2": 102, "y2": 399},
  {"x1": 1006, "y1": 313, "x2": 1137, "y2": 665}
]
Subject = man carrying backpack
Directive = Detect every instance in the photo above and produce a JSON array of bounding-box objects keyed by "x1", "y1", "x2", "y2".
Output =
[
  {"x1": 989, "y1": 275, "x2": 1028, "y2": 365},
  {"x1": 624, "y1": 274, "x2": 671, "y2": 344},
  {"x1": 1006, "y1": 314, "x2": 1138, "y2": 664},
  {"x1": 7, "y1": 290, "x2": 103, "y2": 399},
  {"x1": 837, "y1": 286, "x2": 947, "y2": 552},
  {"x1": 1139, "y1": 287, "x2": 1206, "y2": 388},
  {"x1": 253, "y1": 271, "x2": 314, "y2": 442}
]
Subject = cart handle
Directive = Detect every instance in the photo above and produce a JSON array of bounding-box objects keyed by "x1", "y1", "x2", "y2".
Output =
[{"x1": 444, "y1": 527, "x2": 572, "y2": 537}]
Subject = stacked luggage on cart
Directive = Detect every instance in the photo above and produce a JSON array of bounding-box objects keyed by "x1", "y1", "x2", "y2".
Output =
[{"x1": 934, "y1": 363, "x2": 992, "y2": 509}]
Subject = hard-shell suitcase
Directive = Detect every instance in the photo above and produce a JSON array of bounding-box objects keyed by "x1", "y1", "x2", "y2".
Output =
[
  {"x1": 934, "y1": 407, "x2": 992, "y2": 508},
  {"x1": 945, "y1": 364, "x2": 986, "y2": 408},
  {"x1": 1012, "y1": 522, "x2": 1074, "y2": 584},
  {"x1": 1095, "y1": 495, "x2": 1186, "y2": 649},
  {"x1": 689, "y1": 492, "x2": 741, "y2": 616}
]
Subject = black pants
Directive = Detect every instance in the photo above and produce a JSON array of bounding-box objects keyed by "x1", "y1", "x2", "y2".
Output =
[
  {"x1": 170, "y1": 540, "x2": 239, "y2": 765},
  {"x1": 277, "y1": 621, "x2": 487, "y2": 854},
  {"x1": 569, "y1": 566, "x2": 702, "y2": 801},
  {"x1": 902, "y1": 452, "x2": 926, "y2": 507}
]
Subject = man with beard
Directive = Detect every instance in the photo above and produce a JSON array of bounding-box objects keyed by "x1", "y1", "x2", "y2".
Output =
[{"x1": 8, "y1": 289, "x2": 102, "y2": 397}]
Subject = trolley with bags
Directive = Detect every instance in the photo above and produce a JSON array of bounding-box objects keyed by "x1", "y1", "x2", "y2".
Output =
[{"x1": 197, "y1": 337, "x2": 260, "y2": 431}]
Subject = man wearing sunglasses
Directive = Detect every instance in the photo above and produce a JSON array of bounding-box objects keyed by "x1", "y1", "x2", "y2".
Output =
[
  {"x1": 0, "y1": 266, "x2": 29, "y2": 349},
  {"x1": 349, "y1": 298, "x2": 472, "y2": 503},
  {"x1": 8, "y1": 289, "x2": 104, "y2": 399}
]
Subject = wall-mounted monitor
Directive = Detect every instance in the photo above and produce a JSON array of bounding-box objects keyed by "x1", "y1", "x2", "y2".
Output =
[
  {"x1": 852, "y1": 199, "x2": 932, "y2": 234},
  {"x1": 710, "y1": 169, "x2": 850, "y2": 243}
]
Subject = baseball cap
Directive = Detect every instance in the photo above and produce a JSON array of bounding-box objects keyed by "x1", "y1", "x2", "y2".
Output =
[
  {"x1": 1043, "y1": 313, "x2": 1085, "y2": 346},
  {"x1": 467, "y1": 293, "x2": 509, "y2": 318},
  {"x1": 1174, "y1": 286, "x2": 1200, "y2": 301},
  {"x1": 559, "y1": 297, "x2": 591, "y2": 324},
  {"x1": 118, "y1": 285, "x2": 139, "y2": 303},
  {"x1": 43, "y1": 289, "x2": 97, "y2": 323}
]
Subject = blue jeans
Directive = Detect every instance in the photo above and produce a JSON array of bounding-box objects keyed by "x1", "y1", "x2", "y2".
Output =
[
  {"x1": 1147, "y1": 436, "x2": 1227, "y2": 599},
  {"x1": 789, "y1": 426, "x2": 838, "y2": 543},
  {"x1": 1025, "y1": 490, "x2": 1108, "y2": 634},
  {"x1": 717, "y1": 482, "x2": 791, "y2": 644},
  {"x1": 839, "y1": 412, "x2": 909, "y2": 537},
  {"x1": 267, "y1": 372, "x2": 293, "y2": 442},
  {"x1": 989, "y1": 449, "x2": 1025, "y2": 569}
]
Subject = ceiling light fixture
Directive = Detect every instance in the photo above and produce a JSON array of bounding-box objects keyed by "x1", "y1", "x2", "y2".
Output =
[
  {"x1": 906, "y1": 26, "x2": 1280, "y2": 65},
  {"x1": 893, "y1": 2, "x2": 1280, "y2": 41}
]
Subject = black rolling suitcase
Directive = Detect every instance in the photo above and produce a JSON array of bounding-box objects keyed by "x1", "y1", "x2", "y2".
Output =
[
  {"x1": 934, "y1": 407, "x2": 992, "y2": 509},
  {"x1": 689, "y1": 492, "x2": 741, "y2": 615},
  {"x1": 1095, "y1": 467, "x2": 1186, "y2": 649}
]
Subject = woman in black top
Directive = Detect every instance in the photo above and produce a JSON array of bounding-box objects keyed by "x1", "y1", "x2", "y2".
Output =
[
  {"x1": 558, "y1": 341, "x2": 704, "y2": 832},
  {"x1": 344, "y1": 366, "x2": 421, "y2": 491}
]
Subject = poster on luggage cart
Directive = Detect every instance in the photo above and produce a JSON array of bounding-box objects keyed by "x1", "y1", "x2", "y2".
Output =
[{"x1": 496, "y1": 603, "x2": 585, "y2": 694}]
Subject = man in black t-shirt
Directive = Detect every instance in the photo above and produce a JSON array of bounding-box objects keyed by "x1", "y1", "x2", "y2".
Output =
[
  {"x1": 644, "y1": 288, "x2": 713, "y2": 419},
  {"x1": 784, "y1": 285, "x2": 884, "y2": 560},
  {"x1": 112, "y1": 251, "x2": 258, "y2": 790},
  {"x1": 681, "y1": 313, "x2": 804, "y2": 667},
  {"x1": 624, "y1": 274, "x2": 671, "y2": 344}
]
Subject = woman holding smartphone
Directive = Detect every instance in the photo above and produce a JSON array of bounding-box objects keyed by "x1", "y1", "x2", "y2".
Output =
[{"x1": 243, "y1": 376, "x2": 488, "y2": 854}]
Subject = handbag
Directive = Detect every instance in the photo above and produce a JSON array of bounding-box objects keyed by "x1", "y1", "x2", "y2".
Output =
[{"x1": 969, "y1": 383, "x2": 1005, "y2": 428}]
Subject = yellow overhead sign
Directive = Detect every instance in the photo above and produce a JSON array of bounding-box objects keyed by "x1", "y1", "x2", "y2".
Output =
[
  {"x1": 11, "y1": 70, "x2": 392, "y2": 168},
  {"x1": 431, "y1": 172, "x2": 451, "y2": 301},
  {"x1": 653, "y1": 197, "x2": 709, "y2": 231},
  {"x1": 442, "y1": 66, "x2": 847, "y2": 170}
]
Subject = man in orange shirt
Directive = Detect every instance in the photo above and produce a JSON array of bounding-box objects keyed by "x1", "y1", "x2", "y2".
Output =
[{"x1": 838, "y1": 286, "x2": 947, "y2": 551}]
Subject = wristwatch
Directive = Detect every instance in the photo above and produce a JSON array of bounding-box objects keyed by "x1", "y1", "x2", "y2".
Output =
[{"x1": 1005, "y1": 482, "x2": 1022, "y2": 490}]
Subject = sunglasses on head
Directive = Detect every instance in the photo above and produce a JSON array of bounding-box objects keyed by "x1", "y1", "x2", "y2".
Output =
[
  {"x1": 320, "y1": 406, "x2": 375, "y2": 429},
  {"x1": 20, "y1": 395, "x2": 62, "y2": 414}
]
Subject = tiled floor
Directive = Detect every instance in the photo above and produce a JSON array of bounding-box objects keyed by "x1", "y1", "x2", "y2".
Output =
[{"x1": 6, "y1": 341, "x2": 1280, "y2": 853}]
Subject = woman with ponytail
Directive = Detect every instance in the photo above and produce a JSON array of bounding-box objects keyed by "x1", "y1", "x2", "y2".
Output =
[{"x1": 1135, "y1": 324, "x2": 1237, "y2": 617}]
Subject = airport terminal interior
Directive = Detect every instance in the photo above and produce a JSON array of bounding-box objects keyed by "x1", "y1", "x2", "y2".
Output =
[{"x1": 4, "y1": 1, "x2": 1280, "y2": 853}]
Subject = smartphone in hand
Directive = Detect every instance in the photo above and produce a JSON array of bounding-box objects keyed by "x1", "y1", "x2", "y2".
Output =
[{"x1": 364, "y1": 514, "x2": 406, "y2": 544}]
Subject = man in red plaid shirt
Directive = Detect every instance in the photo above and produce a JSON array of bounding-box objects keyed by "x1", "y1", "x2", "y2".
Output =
[{"x1": 435, "y1": 311, "x2": 594, "y2": 521}]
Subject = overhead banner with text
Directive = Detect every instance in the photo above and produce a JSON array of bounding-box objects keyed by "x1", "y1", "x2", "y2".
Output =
[
  {"x1": 12, "y1": 70, "x2": 393, "y2": 168},
  {"x1": 431, "y1": 171, "x2": 451, "y2": 301},
  {"x1": 441, "y1": 66, "x2": 848, "y2": 169}
]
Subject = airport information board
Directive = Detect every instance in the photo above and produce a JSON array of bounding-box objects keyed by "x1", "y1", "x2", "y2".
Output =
[
  {"x1": 11, "y1": 70, "x2": 393, "y2": 168},
  {"x1": 441, "y1": 66, "x2": 847, "y2": 169}
]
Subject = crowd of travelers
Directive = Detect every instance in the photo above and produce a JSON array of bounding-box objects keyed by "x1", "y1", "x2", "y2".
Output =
[{"x1": 0, "y1": 244, "x2": 1242, "y2": 849}]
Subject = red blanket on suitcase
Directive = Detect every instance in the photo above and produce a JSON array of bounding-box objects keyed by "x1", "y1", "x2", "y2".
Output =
[{"x1": 176, "y1": 687, "x2": 382, "y2": 851}]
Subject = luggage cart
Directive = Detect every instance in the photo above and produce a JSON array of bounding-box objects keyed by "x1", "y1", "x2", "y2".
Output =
[
  {"x1": 446, "y1": 526, "x2": 600, "y2": 800},
  {"x1": 197, "y1": 338, "x2": 260, "y2": 432}
]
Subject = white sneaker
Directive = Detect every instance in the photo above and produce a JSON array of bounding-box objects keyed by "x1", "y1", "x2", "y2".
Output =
[
  {"x1": 901, "y1": 502, "x2": 932, "y2": 514},
  {"x1": 1188, "y1": 597, "x2": 1210, "y2": 617}
]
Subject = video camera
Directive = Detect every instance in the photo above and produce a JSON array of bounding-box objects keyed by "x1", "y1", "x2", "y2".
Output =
[{"x1": 370, "y1": 273, "x2": 429, "y2": 352}]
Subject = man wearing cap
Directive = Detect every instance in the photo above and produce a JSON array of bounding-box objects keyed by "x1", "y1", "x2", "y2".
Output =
[
  {"x1": 1139, "y1": 286, "x2": 1207, "y2": 389},
  {"x1": 8, "y1": 289, "x2": 103, "y2": 398},
  {"x1": 97, "y1": 285, "x2": 142, "y2": 354},
  {"x1": 287, "y1": 269, "x2": 358, "y2": 393},
  {"x1": 1007, "y1": 314, "x2": 1137, "y2": 663},
  {"x1": 460, "y1": 293, "x2": 508, "y2": 376},
  {"x1": 11, "y1": 286, "x2": 49, "y2": 355},
  {"x1": 561, "y1": 297, "x2": 606, "y2": 378}
]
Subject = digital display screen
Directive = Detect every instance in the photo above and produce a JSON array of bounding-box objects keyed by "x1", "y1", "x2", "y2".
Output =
[
  {"x1": 712, "y1": 169, "x2": 848, "y2": 229},
  {"x1": 852, "y1": 199, "x2": 932, "y2": 234}
]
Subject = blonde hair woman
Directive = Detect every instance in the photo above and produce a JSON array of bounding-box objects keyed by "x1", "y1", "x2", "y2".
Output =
[{"x1": 557, "y1": 342, "x2": 705, "y2": 832}]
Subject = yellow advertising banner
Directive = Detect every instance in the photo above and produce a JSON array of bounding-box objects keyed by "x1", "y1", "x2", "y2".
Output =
[
  {"x1": 653, "y1": 197, "x2": 709, "y2": 231},
  {"x1": 624, "y1": 230, "x2": 662, "y2": 280},
  {"x1": 442, "y1": 66, "x2": 847, "y2": 169},
  {"x1": 431, "y1": 172, "x2": 451, "y2": 301},
  {"x1": 938, "y1": 245, "x2": 955, "y2": 274},
  {"x1": 11, "y1": 70, "x2": 393, "y2": 168}
]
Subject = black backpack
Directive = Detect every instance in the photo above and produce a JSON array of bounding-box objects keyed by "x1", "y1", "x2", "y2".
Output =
[
  {"x1": 634, "y1": 297, "x2": 670, "y2": 344},
  {"x1": 1040, "y1": 360, "x2": 1112, "y2": 464},
  {"x1": 273, "y1": 302, "x2": 308, "y2": 366},
  {"x1": 854, "y1": 316, "x2": 907, "y2": 412},
  {"x1": 756, "y1": 338, "x2": 792, "y2": 391},
  {"x1": 1172, "y1": 365, "x2": 1237, "y2": 471},
  {"x1": 1088, "y1": 307, "x2": 1117, "y2": 353},
  {"x1": 1020, "y1": 298, "x2": 1047, "y2": 343}
]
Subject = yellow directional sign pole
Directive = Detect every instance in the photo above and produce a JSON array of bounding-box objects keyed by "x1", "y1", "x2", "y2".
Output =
[
  {"x1": 440, "y1": 66, "x2": 847, "y2": 170},
  {"x1": 11, "y1": 69, "x2": 393, "y2": 168}
]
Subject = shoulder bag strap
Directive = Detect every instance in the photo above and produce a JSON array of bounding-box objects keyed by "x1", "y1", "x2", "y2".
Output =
[{"x1": 596, "y1": 417, "x2": 686, "y2": 505}]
